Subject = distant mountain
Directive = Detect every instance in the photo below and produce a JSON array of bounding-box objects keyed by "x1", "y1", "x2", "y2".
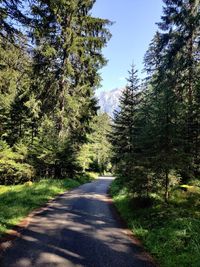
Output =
[{"x1": 97, "y1": 88, "x2": 124, "y2": 117}]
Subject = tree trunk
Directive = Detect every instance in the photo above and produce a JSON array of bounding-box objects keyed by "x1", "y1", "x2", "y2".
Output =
[{"x1": 165, "y1": 170, "x2": 169, "y2": 203}]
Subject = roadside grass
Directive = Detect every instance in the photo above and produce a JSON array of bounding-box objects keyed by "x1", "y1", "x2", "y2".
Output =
[
  {"x1": 76, "y1": 171, "x2": 99, "y2": 183},
  {"x1": 0, "y1": 174, "x2": 96, "y2": 237},
  {"x1": 110, "y1": 179, "x2": 200, "y2": 267}
]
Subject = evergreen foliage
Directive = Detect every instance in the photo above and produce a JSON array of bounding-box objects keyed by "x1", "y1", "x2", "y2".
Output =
[
  {"x1": 0, "y1": 0, "x2": 112, "y2": 184},
  {"x1": 111, "y1": 0, "x2": 200, "y2": 202},
  {"x1": 78, "y1": 113, "x2": 112, "y2": 174}
]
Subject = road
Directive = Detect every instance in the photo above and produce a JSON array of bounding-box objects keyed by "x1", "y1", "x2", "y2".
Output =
[{"x1": 0, "y1": 177, "x2": 155, "y2": 267}]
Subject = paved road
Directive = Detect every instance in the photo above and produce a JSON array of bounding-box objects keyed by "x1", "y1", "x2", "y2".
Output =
[{"x1": 0, "y1": 177, "x2": 155, "y2": 267}]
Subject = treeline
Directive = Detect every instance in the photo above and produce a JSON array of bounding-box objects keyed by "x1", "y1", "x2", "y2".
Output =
[
  {"x1": 111, "y1": 0, "x2": 200, "y2": 202},
  {"x1": 0, "y1": 0, "x2": 111, "y2": 184}
]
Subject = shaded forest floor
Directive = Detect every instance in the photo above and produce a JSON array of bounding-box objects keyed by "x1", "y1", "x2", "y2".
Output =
[
  {"x1": 0, "y1": 173, "x2": 97, "y2": 237},
  {"x1": 110, "y1": 179, "x2": 200, "y2": 267}
]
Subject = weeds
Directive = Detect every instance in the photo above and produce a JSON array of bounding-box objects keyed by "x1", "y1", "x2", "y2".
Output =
[
  {"x1": 111, "y1": 179, "x2": 200, "y2": 267},
  {"x1": 0, "y1": 176, "x2": 93, "y2": 236}
]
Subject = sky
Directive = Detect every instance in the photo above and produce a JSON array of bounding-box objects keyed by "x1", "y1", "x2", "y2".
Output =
[{"x1": 92, "y1": 0, "x2": 164, "y2": 92}]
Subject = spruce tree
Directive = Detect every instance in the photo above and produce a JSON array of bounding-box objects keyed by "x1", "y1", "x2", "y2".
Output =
[
  {"x1": 142, "y1": 0, "x2": 200, "y2": 199},
  {"x1": 155, "y1": 0, "x2": 200, "y2": 178},
  {"x1": 0, "y1": 0, "x2": 112, "y2": 183},
  {"x1": 29, "y1": 0, "x2": 112, "y2": 177},
  {"x1": 111, "y1": 65, "x2": 148, "y2": 196}
]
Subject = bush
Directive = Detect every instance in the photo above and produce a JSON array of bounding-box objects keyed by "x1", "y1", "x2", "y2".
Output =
[
  {"x1": 130, "y1": 196, "x2": 154, "y2": 209},
  {"x1": 110, "y1": 179, "x2": 200, "y2": 267},
  {"x1": 118, "y1": 166, "x2": 152, "y2": 198},
  {"x1": 0, "y1": 140, "x2": 34, "y2": 184},
  {"x1": 75, "y1": 171, "x2": 98, "y2": 183}
]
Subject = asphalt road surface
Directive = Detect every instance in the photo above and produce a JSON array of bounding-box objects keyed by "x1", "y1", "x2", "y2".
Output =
[{"x1": 0, "y1": 177, "x2": 155, "y2": 267}]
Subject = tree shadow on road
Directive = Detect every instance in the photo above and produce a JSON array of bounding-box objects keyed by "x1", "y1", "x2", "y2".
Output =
[{"x1": 0, "y1": 178, "x2": 156, "y2": 267}]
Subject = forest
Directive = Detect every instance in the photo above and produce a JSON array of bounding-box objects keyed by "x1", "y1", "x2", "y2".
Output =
[
  {"x1": 110, "y1": 1, "x2": 200, "y2": 266},
  {"x1": 111, "y1": 0, "x2": 200, "y2": 203},
  {"x1": 0, "y1": 1, "x2": 200, "y2": 267},
  {"x1": 0, "y1": 0, "x2": 111, "y2": 185}
]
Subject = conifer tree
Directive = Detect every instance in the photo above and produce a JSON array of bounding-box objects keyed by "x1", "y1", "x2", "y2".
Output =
[
  {"x1": 0, "y1": 0, "x2": 112, "y2": 183},
  {"x1": 154, "y1": 0, "x2": 200, "y2": 177},
  {"x1": 111, "y1": 65, "x2": 148, "y2": 196},
  {"x1": 29, "y1": 0, "x2": 111, "y2": 177},
  {"x1": 142, "y1": 0, "x2": 200, "y2": 199}
]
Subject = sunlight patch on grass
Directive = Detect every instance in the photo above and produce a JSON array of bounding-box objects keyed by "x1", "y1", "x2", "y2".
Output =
[
  {"x1": 0, "y1": 177, "x2": 90, "y2": 237},
  {"x1": 110, "y1": 179, "x2": 200, "y2": 267}
]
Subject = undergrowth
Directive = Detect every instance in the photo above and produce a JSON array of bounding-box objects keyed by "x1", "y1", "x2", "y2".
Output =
[
  {"x1": 110, "y1": 178, "x2": 200, "y2": 267},
  {"x1": 0, "y1": 173, "x2": 96, "y2": 237}
]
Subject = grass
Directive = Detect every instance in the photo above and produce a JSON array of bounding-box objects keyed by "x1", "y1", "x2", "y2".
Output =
[
  {"x1": 110, "y1": 179, "x2": 200, "y2": 267},
  {"x1": 0, "y1": 173, "x2": 96, "y2": 237}
]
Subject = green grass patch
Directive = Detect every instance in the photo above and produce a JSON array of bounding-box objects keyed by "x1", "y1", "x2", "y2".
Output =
[
  {"x1": 76, "y1": 171, "x2": 99, "y2": 183},
  {"x1": 0, "y1": 175, "x2": 95, "y2": 237},
  {"x1": 110, "y1": 179, "x2": 200, "y2": 267}
]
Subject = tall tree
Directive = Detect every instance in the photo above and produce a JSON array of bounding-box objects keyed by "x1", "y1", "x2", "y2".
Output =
[
  {"x1": 111, "y1": 65, "x2": 148, "y2": 196},
  {"x1": 142, "y1": 0, "x2": 200, "y2": 199},
  {"x1": 0, "y1": 0, "x2": 112, "y2": 183},
  {"x1": 156, "y1": 0, "x2": 200, "y2": 177}
]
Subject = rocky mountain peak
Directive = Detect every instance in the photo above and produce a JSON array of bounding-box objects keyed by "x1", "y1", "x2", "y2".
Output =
[{"x1": 97, "y1": 87, "x2": 124, "y2": 117}]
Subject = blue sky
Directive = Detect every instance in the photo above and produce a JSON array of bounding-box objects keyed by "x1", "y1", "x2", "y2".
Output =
[{"x1": 92, "y1": 0, "x2": 164, "y2": 92}]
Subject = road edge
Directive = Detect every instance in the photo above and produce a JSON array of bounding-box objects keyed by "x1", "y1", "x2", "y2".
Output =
[
  {"x1": 106, "y1": 183, "x2": 159, "y2": 267},
  {"x1": 0, "y1": 181, "x2": 92, "y2": 254}
]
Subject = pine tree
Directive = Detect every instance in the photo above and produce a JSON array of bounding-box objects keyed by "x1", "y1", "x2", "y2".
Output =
[
  {"x1": 28, "y1": 0, "x2": 112, "y2": 178},
  {"x1": 0, "y1": 0, "x2": 112, "y2": 183},
  {"x1": 142, "y1": 0, "x2": 200, "y2": 200},
  {"x1": 155, "y1": 0, "x2": 200, "y2": 178},
  {"x1": 31, "y1": 0, "x2": 111, "y2": 134},
  {"x1": 0, "y1": 36, "x2": 32, "y2": 143},
  {"x1": 111, "y1": 65, "x2": 148, "y2": 196}
]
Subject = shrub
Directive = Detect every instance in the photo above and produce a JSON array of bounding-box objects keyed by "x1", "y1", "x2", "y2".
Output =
[{"x1": 0, "y1": 140, "x2": 34, "y2": 184}]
